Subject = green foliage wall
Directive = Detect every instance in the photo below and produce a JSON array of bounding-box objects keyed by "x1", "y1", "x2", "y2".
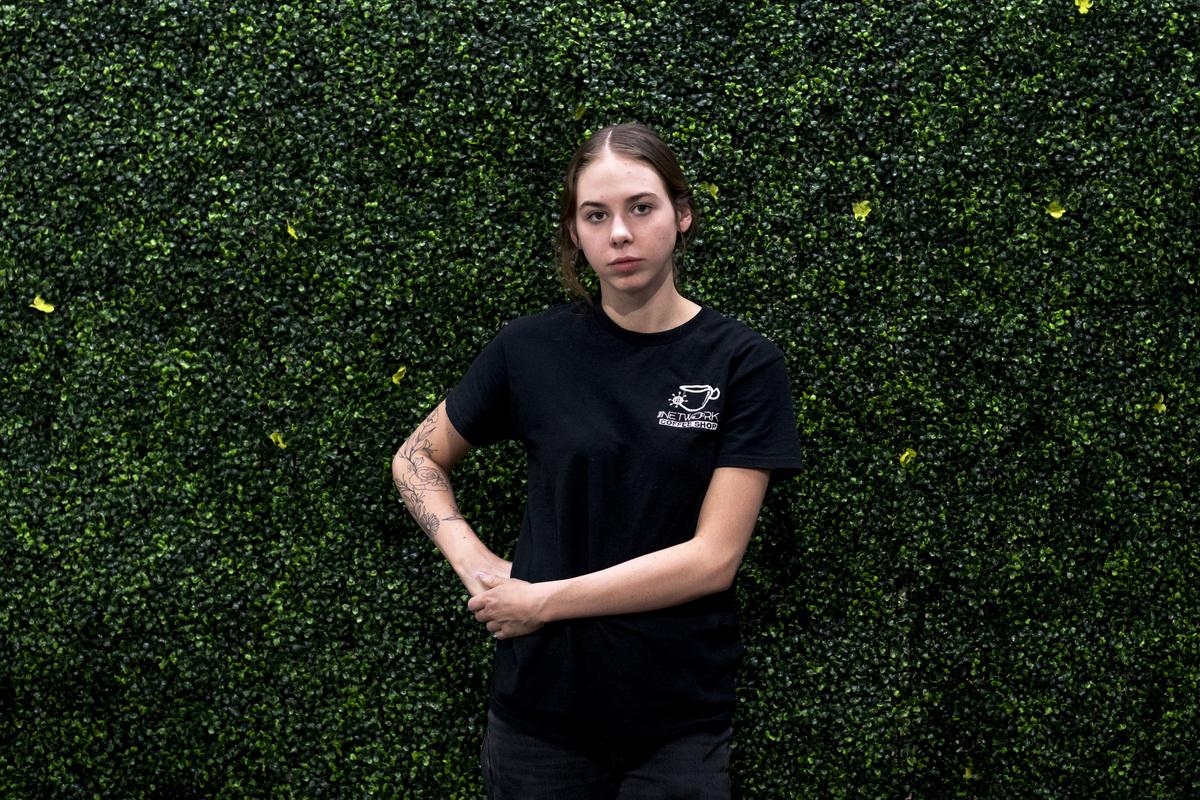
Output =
[{"x1": 2, "y1": 0, "x2": 1196, "y2": 797}]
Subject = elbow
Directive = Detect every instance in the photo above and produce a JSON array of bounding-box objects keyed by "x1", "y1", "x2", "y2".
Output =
[
  {"x1": 391, "y1": 444, "x2": 413, "y2": 483},
  {"x1": 711, "y1": 563, "x2": 739, "y2": 594},
  {"x1": 699, "y1": 545, "x2": 741, "y2": 595}
]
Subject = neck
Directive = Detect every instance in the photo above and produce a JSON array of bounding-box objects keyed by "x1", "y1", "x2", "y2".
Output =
[{"x1": 600, "y1": 281, "x2": 700, "y2": 334}]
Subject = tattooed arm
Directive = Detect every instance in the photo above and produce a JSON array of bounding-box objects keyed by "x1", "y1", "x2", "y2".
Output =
[{"x1": 391, "y1": 400, "x2": 511, "y2": 597}]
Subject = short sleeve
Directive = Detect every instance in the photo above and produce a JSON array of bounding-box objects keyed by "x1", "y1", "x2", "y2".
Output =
[
  {"x1": 444, "y1": 328, "x2": 515, "y2": 447},
  {"x1": 714, "y1": 343, "x2": 805, "y2": 482}
]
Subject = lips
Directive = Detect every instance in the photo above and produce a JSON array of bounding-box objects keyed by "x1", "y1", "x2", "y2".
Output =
[{"x1": 609, "y1": 257, "x2": 643, "y2": 273}]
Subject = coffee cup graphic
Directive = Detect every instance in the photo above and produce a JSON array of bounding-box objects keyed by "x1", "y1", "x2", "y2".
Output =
[{"x1": 674, "y1": 384, "x2": 721, "y2": 412}]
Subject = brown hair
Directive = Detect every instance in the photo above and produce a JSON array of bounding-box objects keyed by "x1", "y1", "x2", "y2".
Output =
[{"x1": 555, "y1": 123, "x2": 698, "y2": 300}]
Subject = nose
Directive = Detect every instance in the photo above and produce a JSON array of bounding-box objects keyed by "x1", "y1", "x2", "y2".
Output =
[{"x1": 610, "y1": 214, "x2": 631, "y2": 245}]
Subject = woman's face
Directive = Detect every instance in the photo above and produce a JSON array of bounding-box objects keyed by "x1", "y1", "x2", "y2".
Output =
[{"x1": 571, "y1": 150, "x2": 692, "y2": 301}]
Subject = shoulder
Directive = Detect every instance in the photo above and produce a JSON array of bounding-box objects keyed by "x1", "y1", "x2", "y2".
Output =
[
  {"x1": 490, "y1": 302, "x2": 590, "y2": 343},
  {"x1": 499, "y1": 301, "x2": 586, "y2": 332},
  {"x1": 695, "y1": 307, "x2": 786, "y2": 366}
]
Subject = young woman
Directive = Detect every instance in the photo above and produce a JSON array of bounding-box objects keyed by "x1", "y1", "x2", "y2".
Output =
[{"x1": 392, "y1": 123, "x2": 804, "y2": 799}]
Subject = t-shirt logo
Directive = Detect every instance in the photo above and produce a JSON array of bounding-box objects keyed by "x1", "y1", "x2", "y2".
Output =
[
  {"x1": 658, "y1": 385, "x2": 721, "y2": 430},
  {"x1": 669, "y1": 385, "x2": 721, "y2": 412}
]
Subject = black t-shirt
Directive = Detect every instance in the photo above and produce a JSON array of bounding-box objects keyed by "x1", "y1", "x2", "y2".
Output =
[{"x1": 446, "y1": 301, "x2": 804, "y2": 742}]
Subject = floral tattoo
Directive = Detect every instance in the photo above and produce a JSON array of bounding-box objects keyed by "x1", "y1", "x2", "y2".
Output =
[{"x1": 393, "y1": 407, "x2": 464, "y2": 539}]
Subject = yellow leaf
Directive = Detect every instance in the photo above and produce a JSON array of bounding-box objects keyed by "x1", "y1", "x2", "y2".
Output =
[
  {"x1": 270, "y1": 431, "x2": 287, "y2": 449},
  {"x1": 573, "y1": 104, "x2": 587, "y2": 121},
  {"x1": 1046, "y1": 201, "x2": 1066, "y2": 218},
  {"x1": 852, "y1": 200, "x2": 872, "y2": 221},
  {"x1": 286, "y1": 220, "x2": 299, "y2": 240},
  {"x1": 899, "y1": 447, "x2": 917, "y2": 466},
  {"x1": 1075, "y1": 0, "x2": 1092, "y2": 13},
  {"x1": 697, "y1": 182, "x2": 719, "y2": 202},
  {"x1": 391, "y1": 365, "x2": 407, "y2": 385},
  {"x1": 30, "y1": 294, "x2": 55, "y2": 313},
  {"x1": 964, "y1": 766, "x2": 975, "y2": 780},
  {"x1": 1153, "y1": 394, "x2": 1166, "y2": 414}
]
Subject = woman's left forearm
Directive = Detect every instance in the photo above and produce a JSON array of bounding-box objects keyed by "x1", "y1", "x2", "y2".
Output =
[
  {"x1": 533, "y1": 536, "x2": 739, "y2": 622},
  {"x1": 469, "y1": 468, "x2": 770, "y2": 638}
]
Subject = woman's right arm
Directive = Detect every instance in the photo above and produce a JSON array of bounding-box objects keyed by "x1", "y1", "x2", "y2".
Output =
[{"x1": 391, "y1": 400, "x2": 511, "y2": 597}]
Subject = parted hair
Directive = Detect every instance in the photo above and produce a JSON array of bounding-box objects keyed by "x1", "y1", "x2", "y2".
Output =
[{"x1": 555, "y1": 123, "x2": 698, "y2": 300}]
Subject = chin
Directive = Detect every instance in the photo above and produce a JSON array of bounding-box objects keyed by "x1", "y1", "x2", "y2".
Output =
[{"x1": 603, "y1": 271, "x2": 650, "y2": 288}]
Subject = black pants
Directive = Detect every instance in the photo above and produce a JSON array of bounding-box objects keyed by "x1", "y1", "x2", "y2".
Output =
[{"x1": 481, "y1": 709, "x2": 732, "y2": 800}]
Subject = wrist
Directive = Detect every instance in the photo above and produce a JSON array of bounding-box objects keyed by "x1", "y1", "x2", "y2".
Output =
[
  {"x1": 438, "y1": 523, "x2": 485, "y2": 568},
  {"x1": 533, "y1": 579, "x2": 565, "y2": 625}
]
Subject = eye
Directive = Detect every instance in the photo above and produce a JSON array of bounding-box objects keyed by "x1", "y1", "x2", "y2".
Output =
[
  {"x1": 584, "y1": 210, "x2": 607, "y2": 223},
  {"x1": 631, "y1": 203, "x2": 653, "y2": 215}
]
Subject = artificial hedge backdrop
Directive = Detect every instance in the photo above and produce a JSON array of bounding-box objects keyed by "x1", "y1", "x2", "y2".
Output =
[{"x1": 2, "y1": 0, "x2": 1197, "y2": 797}]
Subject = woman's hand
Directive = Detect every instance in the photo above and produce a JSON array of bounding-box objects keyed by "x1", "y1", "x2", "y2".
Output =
[
  {"x1": 459, "y1": 556, "x2": 512, "y2": 598},
  {"x1": 467, "y1": 573, "x2": 549, "y2": 640}
]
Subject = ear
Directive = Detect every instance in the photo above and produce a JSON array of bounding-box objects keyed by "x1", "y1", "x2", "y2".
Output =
[
  {"x1": 676, "y1": 204, "x2": 693, "y2": 234},
  {"x1": 568, "y1": 222, "x2": 579, "y2": 249}
]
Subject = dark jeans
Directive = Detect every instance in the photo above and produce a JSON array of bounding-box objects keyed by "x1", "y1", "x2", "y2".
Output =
[{"x1": 481, "y1": 709, "x2": 732, "y2": 800}]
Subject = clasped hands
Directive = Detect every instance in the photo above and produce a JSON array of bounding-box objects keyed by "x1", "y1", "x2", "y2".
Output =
[{"x1": 467, "y1": 572, "x2": 548, "y2": 640}]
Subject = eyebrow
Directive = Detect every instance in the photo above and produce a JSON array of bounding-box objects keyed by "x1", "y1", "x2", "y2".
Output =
[{"x1": 578, "y1": 192, "x2": 659, "y2": 209}]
